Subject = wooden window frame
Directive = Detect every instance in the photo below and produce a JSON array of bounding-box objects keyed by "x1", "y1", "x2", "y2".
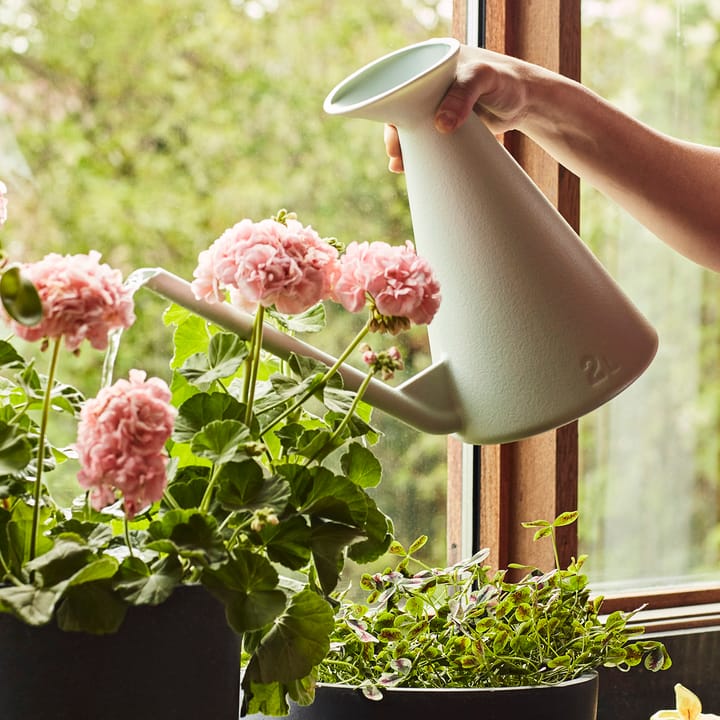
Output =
[{"x1": 448, "y1": 0, "x2": 720, "y2": 628}]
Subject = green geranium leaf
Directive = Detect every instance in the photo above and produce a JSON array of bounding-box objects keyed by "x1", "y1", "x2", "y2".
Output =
[
  {"x1": 347, "y1": 498, "x2": 393, "y2": 564},
  {"x1": 269, "y1": 371, "x2": 324, "y2": 404},
  {"x1": 273, "y1": 422, "x2": 308, "y2": 448},
  {"x1": 114, "y1": 555, "x2": 183, "y2": 605},
  {"x1": 0, "y1": 584, "x2": 57, "y2": 625},
  {"x1": 269, "y1": 302, "x2": 326, "y2": 334},
  {"x1": 322, "y1": 388, "x2": 376, "y2": 434},
  {"x1": 215, "y1": 459, "x2": 265, "y2": 509},
  {"x1": 0, "y1": 475, "x2": 29, "y2": 500},
  {"x1": 261, "y1": 515, "x2": 312, "y2": 570},
  {"x1": 0, "y1": 339, "x2": 25, "y2": 369},
  {"x1": 174, "y1": 392, "x2": 246, "y2": 443},
  {"x1": 341, "y1": 442, "x2": 382, "y2": 488},
  {"x1": 243, "y1": 681, "x2": 289, "y2": 718},
  {"x1": 325, "y1": 409, "x2": 374, "y2": 439},
  {"x1": 226, "y1": 588, "x2": 287, "y2": 634},
  {"x1": 24, "y1": 538, "x2": 96, "y2": 587},
  {"x1": 243, "y1": 673, "x2": 317, "y2": 718},
  {"x1": 146, "y1": 509, "x2": 225, "y2": 563},
  {"x1": 287, "y1": 674, "x2": 317, "y2": 706},
  {"x1": 0, "y1": 266, "x2": 43, "y2": 326},
  {"x1": 179, "y1": 332, "x2": 248, "y2": 388},
  {"x1": 48, "y1": 381, "x2": 85, "y2": 415},
  {"x1": 321, "y1": 385, "x2": 355, "y2": 414},
  {"x1": 67, "y1": 557, "x2": 119, "y2": 587},
  {"x1": 277, "y1": 420, "x2": 334, "y2": 460},
  {"x1": 162, "y1": 302, "x2": 191, "y2": 325},
  {"x1": 50, "y1": 521, "x2": 113, "y2": 548},
  {"x1": 191, "y1": 419, "x2": 252, "y2": 465},
  {"x1": 165, "y1": 466, "x2": 210, "y2": 509},
  {"x1": 56, "y1": 581, "x2": 128, "y2": 634},
  {"x1": 287, "y1": 353, "x2": 331, "y2": 382},
  {"x1": 165, "y1": 307, "x2": 208, "y2": 367},
  {"x1": 244, "y1": 588, "x2": 333, "y2": 683},
  {"x1": 311, "y1": 520, "x2": 366, "y2": 594},
  {"x1": 0, "y1": 421, "x2": 32, "y2": 473},
  {"x1": 203, "y1": 547, "x2": 278, "y2": 594},
  {"x1": 202, "y1": 549, "x2": 285, "y2": 632},
  {"x1": 208, "y1": 331, "x2": 248, "y2": 371},
  {"x1": 299, "y1": 471, "x2": 369, "y2": 527},
  {"x1": 7, "y1": 504, "x2": 53, "y2": 575}
]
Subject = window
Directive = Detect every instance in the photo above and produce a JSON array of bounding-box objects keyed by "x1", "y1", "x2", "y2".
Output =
[
  {"x1": 456, "y1": 1, "x2": 720, "y2": 714},
  {"x1": 456, "y1": 0, "x2": 720, "y2": 614},
  {"x1": 580, "y1": 0, "x2": 720, "y2": 592}
]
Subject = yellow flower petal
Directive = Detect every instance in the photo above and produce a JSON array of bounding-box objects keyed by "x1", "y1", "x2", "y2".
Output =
[{"x1": 675, "y1": 684, "x2": 703, "y2": 720}]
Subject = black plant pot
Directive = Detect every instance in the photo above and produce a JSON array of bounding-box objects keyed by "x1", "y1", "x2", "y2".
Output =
[
  {"x1": 254, "y1": 673, "x2": 598, "y2": 720},
  {"x1": 0, "y1": 585, "x2": 240, "y2": 720}
]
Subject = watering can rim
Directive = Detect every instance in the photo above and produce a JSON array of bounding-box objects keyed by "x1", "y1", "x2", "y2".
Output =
[{"x1": 323, "y1": 36, "x2": 460, "y2": 117}]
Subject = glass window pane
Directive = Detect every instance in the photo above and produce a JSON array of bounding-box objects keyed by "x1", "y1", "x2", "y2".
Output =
[{"x1": 579, "y1": 0, "x2": 720, "y2": 588}]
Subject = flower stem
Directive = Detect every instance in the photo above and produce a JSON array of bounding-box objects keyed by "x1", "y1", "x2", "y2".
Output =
[
  {"x1": 319, "y1": 317, "x2": 373, "y2": 386},
  {"x1": 199, "y1": 465, "x2": 220, "y2": 513},
  {"x1": 29, "y1": 337, "x2": 62, "y2": 560},
  {"x1": 244, "y1": 305, "x2": 265, "y2": 426},
  {"x1": 307, "y1": 368, "x2": 375, "y2": 465},
  {"x1": 0, "y1": 548, "x2": 22, "y2": 586},
  {"x1": 123, "y1": 516, "x2": 135, "y2": 558},
  {"x1": 162, "y1": 489, "x2": 181, "y2": 510},
  {"x1": 550, "y1": 527, "x2": 561, "y2": 571},
  {"x1": 261, "y1": 317, "x2": 373, "y2": 437}
]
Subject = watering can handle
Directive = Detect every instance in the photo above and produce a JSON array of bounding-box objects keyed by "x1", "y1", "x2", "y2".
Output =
[{"x1": 145, "y1": 269, "x2": 464, "y2": 437}]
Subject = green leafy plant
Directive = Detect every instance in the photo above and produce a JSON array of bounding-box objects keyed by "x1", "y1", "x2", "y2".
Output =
[
  {"x1": 0, "y1": 196, "x2": 442, "y2": 716},
  {"x1": 320, "y1": 511, "x2": 671, "y2": 698}
]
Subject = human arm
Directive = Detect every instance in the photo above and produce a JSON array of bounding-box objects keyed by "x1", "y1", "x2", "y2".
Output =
[{"x1": 385, "y1": 45, "x2": 720, "y2": 271}]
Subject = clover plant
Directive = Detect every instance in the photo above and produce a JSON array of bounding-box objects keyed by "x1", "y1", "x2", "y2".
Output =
[{"x1": 321, "y1": 511, "x2": 671, "y2": 698}]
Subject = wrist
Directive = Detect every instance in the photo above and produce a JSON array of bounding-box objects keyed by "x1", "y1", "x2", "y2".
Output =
[{"x1": 517, "y1": 67, "x2": 583, "y2": 142}]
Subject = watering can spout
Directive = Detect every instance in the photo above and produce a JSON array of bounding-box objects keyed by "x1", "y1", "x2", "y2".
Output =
[
  {"x1": 145, "y1": 270, "x2": 465, "y2": 437},
  {"x1": 321, "y1": 37, "x2": 658, "y2": 444}
]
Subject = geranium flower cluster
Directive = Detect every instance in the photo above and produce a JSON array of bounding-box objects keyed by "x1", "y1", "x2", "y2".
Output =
[
  {"x1": 4, "y1": 250, "x2": 135, "y2": 352},
  {"x1": 192, "y1": 214, "x2": 340, "y2": 315},
  {"x1": 76, "y1": 370, "x2": 176, "y2": 519},
  {"x1": 333, "y1": 240, "x2": 441, "y2": 334},
  {"x1": 192, "y1": 216, "x2": 441, "y2": 333},
  {"x1": 361, "y1": 344, "x2": 404, "y2": 380},
  {"x1": 0, "y1": 206, "x2": 166, "y2": 520}
]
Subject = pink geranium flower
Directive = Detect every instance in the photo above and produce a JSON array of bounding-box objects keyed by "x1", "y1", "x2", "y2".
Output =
[
  {"x1": 3, "y1": 251, "x2": 135, "y2": 352},
  {"x1": 333, "y1": 240, "x2": 441, "y2": 334},
  {"x1": 191, "y1": 216, "x2": 340, "y2": 315},
  {"x1": 76, "y1": 370, "x2": 177, "y2": 519}
]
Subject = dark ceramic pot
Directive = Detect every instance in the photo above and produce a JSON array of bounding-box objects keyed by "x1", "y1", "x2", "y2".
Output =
[
  {"x1": 0, "y1": 585, "x2": 240, "y2": 720},
  {"x1": 250, "y1": 673, "x2": 598, "y2": 720}
]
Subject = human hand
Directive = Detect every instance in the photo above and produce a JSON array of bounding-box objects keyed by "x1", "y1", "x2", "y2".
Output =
[{"x1": 384, "y1": 45, "x2": 541, "y2": 172}]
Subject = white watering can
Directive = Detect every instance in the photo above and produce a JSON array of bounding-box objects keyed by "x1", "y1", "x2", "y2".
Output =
[{"x1": 148, "y1": 37, "x2": 657, "y2": 445}]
